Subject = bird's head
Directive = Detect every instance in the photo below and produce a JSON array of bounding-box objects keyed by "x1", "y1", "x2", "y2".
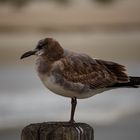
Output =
[{"x1": 20, "y1": 38, "x2": 64, "y2": 61}]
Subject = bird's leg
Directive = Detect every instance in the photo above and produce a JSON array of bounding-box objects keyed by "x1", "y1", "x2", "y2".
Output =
[{"x1": 69, "y1": 97, "x2": 77, "y2": 123}]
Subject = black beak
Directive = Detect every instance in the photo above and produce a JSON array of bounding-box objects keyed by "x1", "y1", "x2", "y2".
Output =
[{"x1": 20, "y1": 50, "x2": 37, "y2": 59}]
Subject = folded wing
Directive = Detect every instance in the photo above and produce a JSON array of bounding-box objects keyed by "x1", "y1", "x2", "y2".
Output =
[{"x1": 58, "y1": 53, "x2": 129, "y2": 89}]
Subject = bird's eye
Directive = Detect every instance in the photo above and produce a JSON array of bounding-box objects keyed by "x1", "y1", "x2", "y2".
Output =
[
  {"x1": 37, "y1": 45, "x2": 43, "y2": 50},
  {"x1": 36, "y1": 39, "x2": 47, "y2": 50}
]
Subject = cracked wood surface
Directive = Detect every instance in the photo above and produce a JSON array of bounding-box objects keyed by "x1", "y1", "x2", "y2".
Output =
[{"x1": 21, "y1": 122, "x2": 94, "y2": 140}]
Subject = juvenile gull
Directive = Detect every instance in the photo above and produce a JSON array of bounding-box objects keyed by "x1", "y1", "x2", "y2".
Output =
[{"x1": 21, "y1": 38, "x2": 140, "y2": 123}]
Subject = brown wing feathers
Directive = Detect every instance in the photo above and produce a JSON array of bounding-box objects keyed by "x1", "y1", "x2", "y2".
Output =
[
  {"x1": 96, "y1": 60, "x2": 129, "y2": 83},
  {"x1": 60, "y1": 55, "x2": 125, "y2": 89}
]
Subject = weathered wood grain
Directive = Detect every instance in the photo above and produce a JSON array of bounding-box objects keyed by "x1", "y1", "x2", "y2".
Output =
[{"x1": 21, "y1": 122, "x2": 94, "y2": 140}]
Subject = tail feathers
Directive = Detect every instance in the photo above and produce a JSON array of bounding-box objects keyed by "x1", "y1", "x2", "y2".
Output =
[
  {"x1": 129, "y1": 76, "x2": 140, "y2": 86},
  {"x1": 110, "y1": 76, "x2": 140, "y2": 88}
]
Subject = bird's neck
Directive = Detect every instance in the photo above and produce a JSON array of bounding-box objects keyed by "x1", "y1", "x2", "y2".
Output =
[{"x1": 36, "y1": 57, "x2": 53, "y2": 75}]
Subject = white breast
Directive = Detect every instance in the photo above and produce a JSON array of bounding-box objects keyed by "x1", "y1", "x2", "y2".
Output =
[{"x1": 38, "y1": 73, "x2": 108, "y2": 99}]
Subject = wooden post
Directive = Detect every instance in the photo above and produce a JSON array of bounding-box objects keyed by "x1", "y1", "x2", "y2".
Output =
[{"x1": 21, "y1": 122, "x2": 94, "y2": 140}]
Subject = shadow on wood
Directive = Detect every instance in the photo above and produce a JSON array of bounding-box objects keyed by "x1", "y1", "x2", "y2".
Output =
[{"x1": 21, "y1": 122, "x2": 94, "y2": 140}]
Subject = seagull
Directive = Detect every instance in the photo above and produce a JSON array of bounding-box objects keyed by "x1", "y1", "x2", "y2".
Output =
[{"x1": 21, "y1": 38, "x2": 140, "y2": 123}]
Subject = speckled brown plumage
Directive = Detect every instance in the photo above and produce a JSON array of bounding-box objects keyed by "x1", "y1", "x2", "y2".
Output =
[
  {"x1": 21, "y1": 37, "x2": 140, "y2": 122},
  {"x1": 21, "y1": 37, "x2": 140, "y2": 95},
  {"x1": 54, "y1": 53, "x2": 129, "y2": 90}
]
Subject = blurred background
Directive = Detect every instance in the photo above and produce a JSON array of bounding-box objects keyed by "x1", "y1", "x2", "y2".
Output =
[{"x1": 0, "y1": 0, "x2": 140, "y2": 140}]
